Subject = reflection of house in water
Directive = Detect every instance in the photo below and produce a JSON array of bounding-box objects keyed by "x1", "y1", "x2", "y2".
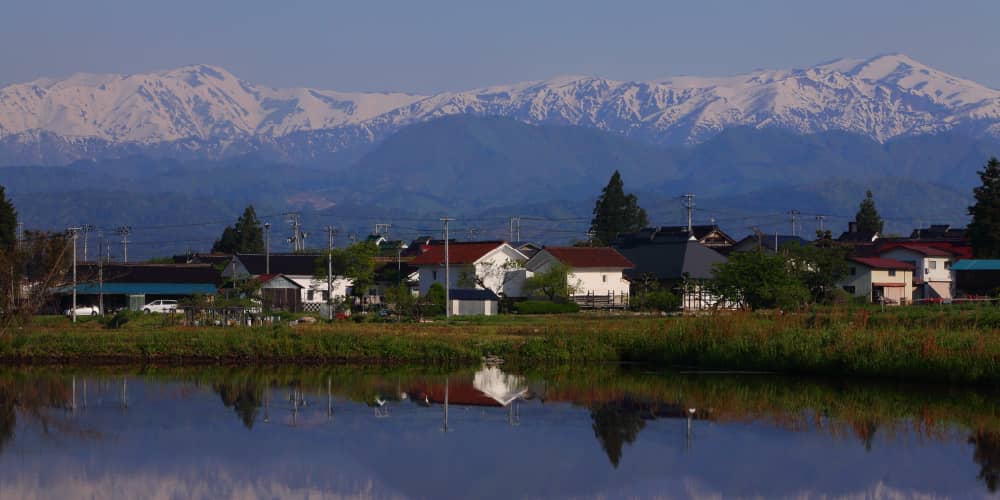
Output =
[{"x1": 415, "y1": 366, "x2": 528, "y2": 408}]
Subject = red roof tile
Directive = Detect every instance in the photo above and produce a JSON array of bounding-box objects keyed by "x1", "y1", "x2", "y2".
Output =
[
  {"x1": 849, "y1": 257, "x2": 915, "y2": 270},
  {"x1": 542, "y1": 246, "x2": 634, "y2": 269},
  {"x1": 409, "y1": 241, "x2": 510, "y2": 265},
  {"x1": 883, "y1": 244, "x2": 954, "y2": 257}
]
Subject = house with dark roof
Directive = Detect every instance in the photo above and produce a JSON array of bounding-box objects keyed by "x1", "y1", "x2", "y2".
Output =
[
  {"x1": 52, "y1": 263, "x2": 220, "y2": 312},
  {"x1": 409, "y1": 241, "x2": 528, "y2": 298},
  {"x1": 730, "y1": 234, "x2": 810, "y2": 255},
  {"x1": 837, "y1": 221, "x2": 879, "y2": 246},
  {"x1": 910, "y1": 224, "x2": 967, "y2": 241},
  {"x1": 525, "y1": 247, "x2": 633, "y2": 307},
  {"x1": 223, "y1": 253, "x2": 352, "y2": 308},
  {"x1": 878, "y1": 244, "x2": 956, "y2": 300},
  {"x1": 613, "y1": 234, "x2": 729, "y2": 310},
  {"x1": 619, "y1": 225, "x2": 736, "y2": 250},
  {"x1": 839, "y1": 257, "x2": 914, "y2": 305}
]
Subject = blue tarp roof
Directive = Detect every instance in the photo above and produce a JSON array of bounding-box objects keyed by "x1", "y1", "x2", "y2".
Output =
[
  {"x1": 952, "y1": 260, "x2": 1000, "y2": 271},
  {"x1": 53, "y1": 283, "x2": 218, "y2": 295}
]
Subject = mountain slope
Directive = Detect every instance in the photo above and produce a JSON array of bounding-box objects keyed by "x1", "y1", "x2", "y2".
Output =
[{"x1": 1, "y1": 54, "x2": 999, "y2": 165}]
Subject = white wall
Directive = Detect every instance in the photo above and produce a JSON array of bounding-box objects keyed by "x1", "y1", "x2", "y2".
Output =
[
  {"x1": 416, "y1": 245, "x2": 527, "y2": 296},
  {"x1": 880, "y1": 249, "x2": 951, "y2": 283},
  {"x1": 287, "y1": 275, "x2": 352, "y2": 303},
  {"x1": 527, "y1": 251, "x2": 630, "y2": 297}
]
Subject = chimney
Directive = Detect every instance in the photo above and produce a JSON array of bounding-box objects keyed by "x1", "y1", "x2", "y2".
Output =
[{"x1": 848, "y1": 221, "x2": 858, "y2": 233}]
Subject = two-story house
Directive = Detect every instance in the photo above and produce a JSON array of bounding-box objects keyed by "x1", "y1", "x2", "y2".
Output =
[
  {"x1": 839, "y1": 257, "x2": 914, "y2": 305},
  {"x1": 409, "y1": 241, "x2": 528, "y2": 297},
  {"x1": 878, "y1": 245, "x2": 954, "y2": 300},
  {"x1": 524, "y1": 246, "x2": 633, "y2": 307},
  {"x1": 222, "y1": 253, "x2": 352, "y2": 309}
]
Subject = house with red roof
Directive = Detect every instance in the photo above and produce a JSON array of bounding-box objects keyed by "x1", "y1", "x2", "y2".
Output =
[
  {"x1": 877, "y1": 244, "x2": 956, "y2": 300},
  {"x1": 409, "y1": 241, "x2": 528, "y2": 297},
  {"x1": 525, "y1": 247, "x2": 633, "y2": 307},
  {"x1": 838, "y1": 257, "x2": 914, "y2": 305}
]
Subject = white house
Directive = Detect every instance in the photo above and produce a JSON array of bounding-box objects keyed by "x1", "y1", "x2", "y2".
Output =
[
  {"x1": 839, "y1": 257, "x2": 915, "y2": 305},
  {"x1": 524, "y1": 247, "x2": 633, "y2": 303},
  {"x1": 410, "y1": 241, "x2": 528, "y2": 297},
  {"x1": 222, "y1": 253, "x2": 352, "y2": 309},
  {"x1": 878, "y1": 244, "x2": 955, "y2": 300}
]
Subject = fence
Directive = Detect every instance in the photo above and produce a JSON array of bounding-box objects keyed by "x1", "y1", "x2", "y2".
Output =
[{"x1": 570, "y1": 291, "x2": 629, "y2": 310}]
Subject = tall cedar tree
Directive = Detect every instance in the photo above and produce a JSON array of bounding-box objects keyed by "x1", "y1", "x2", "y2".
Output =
[
  {"x1": 0, "y1": 186, "x2": 17, "y2": 249},
  {"x1": 968, "y1": 157, "x2": 1000, "y2": 258},
  {"x1": 212, "y1": 205, "x2": 264, "y2": 254},
  {"x1": 854, "y1": 190, "x2": 884, "y2": 233},
  {"x1": 590, "y1": 171, "x2": 648, "y2": 245}
]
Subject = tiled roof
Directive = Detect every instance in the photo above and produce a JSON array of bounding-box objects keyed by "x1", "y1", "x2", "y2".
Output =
[
  {"x1": 849, "y1": 257, "x2": 914, "y2": 270},
  {"x1": 892, "y1": 244, "x2": 954, "y2": 257},
  {"x1": 236, "y1": 253, "x2": 321, "y2": 276},
  {"x1": 409, "y1": 242, "x2": 511, "y2": 265},
  {"x1": 541, "y1": 246, "x2": 633, "y2": 269}
]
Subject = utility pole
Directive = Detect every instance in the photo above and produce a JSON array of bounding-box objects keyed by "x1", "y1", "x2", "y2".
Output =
[
  {"x1": 285, "y1": 212, "x2": 302, "y2": 252},
  {"x1": 683, "y1": 194, "x2": 696, "y2": 235},
  {"x1": 815, "y1": 215, "x2": 826, "y2": 235},
  {"x1": 80, "y1": 224, "x2": 95, "y2": 261},
  {"x1": 98, "y1": 232, "x2": 104, "y2": 315},
  {"x1": 264, "y1": 222, "x2": 271, "y2": 274},
  {"x1": 326, "y1": 225, "x2": 336, "y2": 320},
  {"x1": 788, "y1": 210, "x2": 801, "y2": 237},
  {"x1": 467, "y1": 226, "x2": 479, "y2": 241},
  {"x1": 16, "y1": 222, "x2": 23, "y2": 247},
  {"x1": 587, "y1": 229, "x2": 597, "y2": 247},
  {"x1": 68, "y1": 227, "x2": 81, "y2": 323},
  {"x1": 440, "y1": 217, "x2": 454, "y2": 319},
  {"x1": 374, "y1": 223, "x2": 392, "y2": 240},
  {"x1": 116, "y1": 226, "x2": 131, "y2": 263},
  {"x1": 509, "y1": 217, "x2": 515, "y2": 242}
]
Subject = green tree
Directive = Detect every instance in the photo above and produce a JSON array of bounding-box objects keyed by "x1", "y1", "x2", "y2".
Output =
[
  {"x1": 212, "y1": 205, "x2": 264, "y2": 254},
  {"x1": 968, "y1": 157, "x2": 1000, "y2": 258},
  {"x1": 710, "y1": 250, "x2": 809, "y2": 310},
  {"x1": 426, "y1": 282, "x2": 447, "y2": 315},
  {"x1": 784, "y1": 242, "x2": 851, "y2": 303},
  {"x1": 854, "y1": 190, "x2": 884, "y2": 234},
  {"x1": 0, "y1": 186, "x2": 16, "y2": 250},
  {"x1": 590, "y1": 171, "x2": 648, "y2": 245},
  {"x1": 523, "y1": 262, "x2": 577, "y2": 301}
]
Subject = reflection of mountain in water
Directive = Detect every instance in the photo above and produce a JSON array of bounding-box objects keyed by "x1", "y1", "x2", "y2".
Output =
[{"x1": 472, "y1": 366, "x2": 528, "y2": 406}]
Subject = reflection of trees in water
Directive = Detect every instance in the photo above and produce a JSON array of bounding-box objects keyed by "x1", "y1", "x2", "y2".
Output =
[
  {"x1": 852, "y1": 418, "x2": 879, "y2": 452},
  {"x1": 590, "y1": 399, "x2": 647, "y2": 468},
  {"x1": 969, "y1": 430, "x2": 1000, "y2": 493},
  {"x1": 0, "y1": 388, "x2": 14, "y2": 452},
  {"x1": 213, "y1": 383, "x2": 263, "y2": 430}
]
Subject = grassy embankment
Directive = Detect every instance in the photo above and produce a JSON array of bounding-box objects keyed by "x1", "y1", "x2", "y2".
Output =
[{"x1": 4, "y1": 305, "x2": 1000, "y2": 384}]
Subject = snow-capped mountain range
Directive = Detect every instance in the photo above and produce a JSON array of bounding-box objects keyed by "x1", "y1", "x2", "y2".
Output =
[{"x1": 1, "y1": 53, "x2": 998, "y2": 165}]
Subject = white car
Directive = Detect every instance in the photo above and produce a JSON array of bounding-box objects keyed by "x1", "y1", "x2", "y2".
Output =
[
  {"x1": 142, "y1": 300, "x2": 180, "y2": 314},
  {"x1": 64, "y1": 305, "x2": 100, "y2": 316}
]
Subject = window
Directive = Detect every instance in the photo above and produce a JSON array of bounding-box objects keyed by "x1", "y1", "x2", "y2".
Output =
[
  {"x1": 433, "y1": 270, "x2": 438, "y2": 280},
  {"x1": 929, "y1": 261, "x2": 937, "y2": 269},
  {"x1": 602, "y1": 275, "x2": 607, "y2": 283},
  {"x1": 945, "y1": 261, "x2": 952, "y2": 269},
  {"x1": 307, "y1": 290, "x2": 315, "y2": 301},
  {"x1": 849, "y1": 267, "x2": 856, "y2": 276},
  {"x1": 322, "y1": 291, "x2": 329, "y2": 301},
  {"x1": 888, "y1": 270, "x2": 897, "y2": 277}
]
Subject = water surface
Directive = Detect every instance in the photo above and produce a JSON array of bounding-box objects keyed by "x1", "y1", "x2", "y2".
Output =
[{"x1": 1, "y1": 365, "x2": 998, "y2": 499}]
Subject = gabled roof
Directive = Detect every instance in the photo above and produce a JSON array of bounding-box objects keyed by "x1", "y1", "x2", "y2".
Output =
[
  {"x1": 614, "y1": 235, "x2": 727, "y2": 281},
  {"x1": 617, "y1": 225, "x2": 736, "y2": 247},
  {"x1": 952, "y1": 260, "x2": 1000, "y2": 271},
  {"x1": 236, "y1": 253, "x2": 321, "y2": 276},
  {"x1": 257, "y1": 274, "x2": 303, "y2": 288},
  {"x1": 536, "y1": 246, "x2": 633, "y2": 269},
  {"x1": 882, "y1": 244, "x2": 954, "y2": 257},
  {"x1": 838, "y1": 231, "x2": 879, "y2": 243},
  {"x1": 410, "y1": 241, "x2": 521, "y2": 266},
  {"x1": 848, "y1": 257, "x2": 914, "y2": 270},
  {"x1": 74, "y1": 263, "x2": 220, "y2": 285}
]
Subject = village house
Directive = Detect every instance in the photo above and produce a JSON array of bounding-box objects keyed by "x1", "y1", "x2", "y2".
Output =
[
  {"x1": 876, "y1": 244, "x2": 955, "y2": 300},
  {"x1": 524, "y1": 246, "x2": 633, "y2": 308},
  {"x1": 839, "y1": 257, "x2": 914, "y2": 305},
  {"x1": 626, "y1": 225, "x2": 736, "y2": 251},
  {"x1": 613, "y1": 232, "x2": 729, "y2": 310},
  {"x1": 409, "y1": 241, "x2": 528, "y2": 298},
  {"x1": 222, "y1": 253, "x2": 351, "y2": 311},
  {"x1": 951, "y1": 260, "x2": 1000, "y2": 298},
  {"x1": 729, "y1": 234, "x2": 810, "y2": 255},
  {"x1": 52, "y1": 263, "x2": 220, "y2": 313}
]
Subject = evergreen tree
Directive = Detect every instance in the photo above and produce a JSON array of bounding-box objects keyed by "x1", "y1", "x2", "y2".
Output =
[
  {"x1": 212, "y1": 205, "x2": 264, "y2": 254},
  {"x1": 590, "y1": 171, "x2": 648, "y2": 245},
  {"x1": 968, "y1": 157, "x2": 1000, "y2": 258},
  {"x1": 0, "y1": 185, "x2": 17, "y2": 250},
  {"x1": 854, "y1": 190, "x2": 884, "y2": 233}
]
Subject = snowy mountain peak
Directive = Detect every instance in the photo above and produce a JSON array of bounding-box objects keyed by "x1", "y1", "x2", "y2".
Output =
[{"x1": 0, "y1": 54, "x2": 998, "y2": 164}]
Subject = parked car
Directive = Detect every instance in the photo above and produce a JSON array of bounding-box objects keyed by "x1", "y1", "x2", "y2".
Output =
[
  {"x1": 64, "y1": 305, "x2": 101, "y2": 316},
  {"x1": 142, "y1": 300, "x2": 180, "y2": 314}
]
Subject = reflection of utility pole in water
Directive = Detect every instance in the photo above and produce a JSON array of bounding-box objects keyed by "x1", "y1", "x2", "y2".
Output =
[
  {"x1": 263, "y1": 389, "x2": 271, "y2": 424},
  {"x1": 121, "y1": 377, "x2": 128, "y2": 410},
  {"x1": 82, "y1": 379, "x2": 87, "y2": 409},
  {"x1": 441, "y1": 376, "x2": 450, "y2": 432},
  {"x1": 685, "y1": 408, "x2": 695, "y2": 452},
  {"x1": 291, "y1": 388, "x2": 299, "y2": 427},
  {"x1": 327, "y1": 377, "x2": 333, "y2": 420},
  {"x1": 71, "y1": 375, "x2": 77, "y2": 412}
]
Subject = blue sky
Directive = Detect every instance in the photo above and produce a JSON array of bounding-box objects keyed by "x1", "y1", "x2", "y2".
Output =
[{"x1": 1, "y1": 0, "x2": 997, "y2": 93}]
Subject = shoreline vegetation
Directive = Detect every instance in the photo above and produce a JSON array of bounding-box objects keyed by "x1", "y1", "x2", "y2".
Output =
[{"x1": 4, "y1": 306, "x2": 1000, "y2": 385}]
